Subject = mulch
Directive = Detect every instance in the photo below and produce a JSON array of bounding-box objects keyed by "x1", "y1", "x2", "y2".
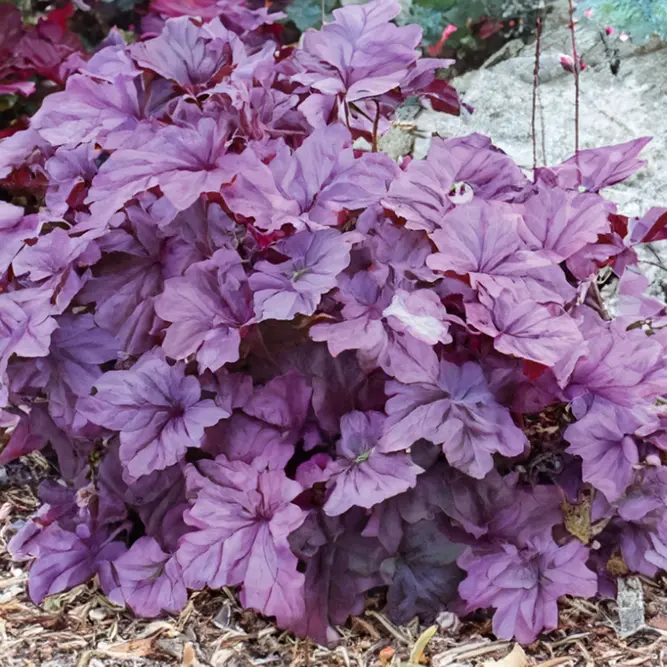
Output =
[{"x1": 2, "y1": 454, "x2": 667, "y2": 667}]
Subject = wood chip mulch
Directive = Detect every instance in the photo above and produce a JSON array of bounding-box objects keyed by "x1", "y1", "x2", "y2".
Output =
[{"x1": 2, "y1": 454, "x2": 667, "y2": 667}]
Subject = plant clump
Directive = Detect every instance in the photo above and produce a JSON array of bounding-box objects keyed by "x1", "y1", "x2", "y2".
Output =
[{"x1": 2, "y1": 0, "x2": 667, "y2": 648}]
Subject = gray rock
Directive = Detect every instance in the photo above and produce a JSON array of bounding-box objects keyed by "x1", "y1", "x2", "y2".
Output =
[
  {"x1": 617, "y1": 576, "x2": 646, "y2": 638},
  {"x1": 378, "y1": 126, "x2": 415, "y2": 161}
]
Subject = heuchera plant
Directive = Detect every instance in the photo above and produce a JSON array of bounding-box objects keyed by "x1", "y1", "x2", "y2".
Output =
[{"x1": 2, "y1": 0, "x2": 667, "y2": 646}]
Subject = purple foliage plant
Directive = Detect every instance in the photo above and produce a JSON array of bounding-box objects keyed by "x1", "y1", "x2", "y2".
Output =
[{"x1": 2, "y1": 0, "x2": 667, "y2": 647}]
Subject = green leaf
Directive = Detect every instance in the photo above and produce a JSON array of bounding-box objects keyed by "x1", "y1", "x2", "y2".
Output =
[
  {"x1": 409, "y1": 625, "x2": 438, "y2": 664},
  {"x1": 407, "y1": 4, "x2": 446, "y2": 44},
  {"x1": 286, "y1": 0, "x2": 338, "y2": 31},
  {"x1": 411, "y1": 0, "x2": 456, "y2": 10}
]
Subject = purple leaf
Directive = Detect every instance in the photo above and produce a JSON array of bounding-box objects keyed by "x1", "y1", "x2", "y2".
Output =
[
  {"x1": 224, "y1": 124, "x2": 398, "y2": 232},
  {"x1": 382, "y1": 140, "x2": 457, "y2": 232},
  {"x1": 79, "y1": 206, "x2": 200, "y2": 354},
  {"x1": 425, "y1": 200, "x2": 524, "y2": 275},
  {"x1": 87, "y1": 117, "x2": 249, "y2": 224},
  {"x1": 112, "y1": 536, "x2": 187, "y2": 617},
  {"x1": 382, "y1": 520, "x2": 464, "y2": 625},
  {"x1": 383, "y1": 289, "x2": 455, "y2": 346},
  {"x1": 243, "y1": 371, "x2": 312, "y2": 433},
  {"x1": 0, "y1": 202, "x2": 41, "y2": 274},
  {"x1": 518, "y1": 184, "x2": 612, "y2": 262},
  {"x1": 293, "y1": 0, "x2": 421, "y2": 102},
  {"x1": 130, "y1": 17, "x2": 255, "y2": 97},
  {"x1": 613, "y1": 468, "x2": 667, "y2": 576},
  {"x1": 310, "y1": 271, "x2": 391, "y2": 357},
  {"x1": 0, "y1": 290, "x2": 58, "y2": 405},
  {"x1": 44, "y1": 144, "x2": 99, "y2": 217},
  {"x1": 79, "y1": 350, "x2": 227, "y2": 480},
  {"x1": 426, "y1": 201, "x2": 570, "y2": 304},
  {"x1": 25, "y1": 523, "x2": 126, "y2": 605},
  {"x1": 0, "y1": 409, "x2": 47, "y2": 465},
  {"x1": 155, "y1": 249, "x2": 254, "y2": 372},
  {"x1": 563, "y1": 314, "x2": 667, "y2": 409},
  {"x1": 203, "y1": 413, "x2": 294, "y2": 471},
  {"x1": 565, "y1": 400, "x2": 644, "y2": 502},
  {"x1": 31, "y1": 73, "x2": 145, "y2": 148},
  {"x1": 466, "y1": 289, "x2": 583, "y2": 368},
  {"x1": 36, "y1": 313, "x2": 119, "y2": 432},
  {"x1": 441, "y1": 134, "x2": 529, "y2": 202},
  {"x1": 0, "y1": 289, "x2": 58, "y2": 360},
  {"x1": 12, "y1": 228, "x2": 94, "y2": 314},
  {"x1": 381, "y1": 360, "x2": 527, "y2": 478},
  {"x1": 249, "y1": 230, "x2": 354, "y2": 321},
  {"x1": 288, "y1": 510, "x2": 387, "y2": 645},
  {"x1": 536, "y1": 137, "x2": 651, "y2": 192},
  {"x1": 276, "y1": 343, "x2": 366, "y2": 436},
  {"x1": 359, "y1": 207, "x2": 437, "y2": 283},
  {"x1": 295, "y1": 453, "x2": 333, "y2": 488},
  {"x1": 178, "y1": 457, "x2": 307, "y2": 626},
  {"x1": 310, "y1": 272, "x2": 441, "y2": 383},
  {"x1": 459, "y1": 538, "x2": 597, "y2": 643},
  {"x1": 323, "y1": 411, "x2": 422, "y2": 515},
  {"x1": 382, "y1": 135, "x2": 528, "y2": 232}
]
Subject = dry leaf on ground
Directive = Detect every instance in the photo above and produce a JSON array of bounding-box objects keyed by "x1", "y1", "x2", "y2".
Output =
[
  {"x1": 182, "y1": 641, "x2": 202, "y2": 666},
  {"x1": 102, "y1": 637, "x2": 157, "y2": 657},
  {"x1": 649, "y1": 614, "x2": 667, "y2": 630}
]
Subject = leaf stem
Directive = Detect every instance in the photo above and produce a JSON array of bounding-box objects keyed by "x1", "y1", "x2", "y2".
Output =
[
  {"x1": 371, "y1": 100, "x2": 380, "y2": 152},
  {"x1": 567, "y1": 0, "x2": 580, "y2": 154},
  {"x1": 343, "y1": 97, "x2": 351, "y2": 131},
  {"x1": 531, "y1": 9, "x2": 543, "y2": 175}
]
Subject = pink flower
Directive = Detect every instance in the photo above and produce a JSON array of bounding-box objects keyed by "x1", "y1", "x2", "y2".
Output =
[
  {"x1": 428, "y1": 23, "x2": 457, "y2": 56},
  {"x1": 559, "y1": 54, "x2": 587, "y2": 74}
]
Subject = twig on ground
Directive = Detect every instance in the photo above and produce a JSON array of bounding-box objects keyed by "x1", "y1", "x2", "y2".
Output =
[
  {"x1": 551, "y1": 632, "x2": 591, "y2": 648},
  {"x1": 364, "y1": 611, "x2": 410, "y2": 645},
  {"x1": 575, "y1": 639, "x2": 591, "y2": 662},
  {"x1": 351, "y1": 616, "x2": 381, "y2": 641},
  {"x1": 432, "y1": 639, "x2": 509, "y2": 665},
  {"x1": 562, "y1": 597, "x2": 599, "y2": 617},
  {"x1": 535, "y1": 659, "x2": 576, "y2": 667}
]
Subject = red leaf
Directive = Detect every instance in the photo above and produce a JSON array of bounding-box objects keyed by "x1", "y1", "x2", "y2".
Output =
[
  {"x1": 46, "y1": 3, "x2": 75, "y2": 30},
  {"x1": 523, "y1": 360, "x2": 548, "y2": 381},
  {"x1": 609, "y1": 213, "x2": 629, "y2": 238},
  {"x1": 640, "y1": 209, "x2": 667, "y2": 243},
  {"x1": 419, "y1": 79, "x2": 462, "y2": 116}
]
